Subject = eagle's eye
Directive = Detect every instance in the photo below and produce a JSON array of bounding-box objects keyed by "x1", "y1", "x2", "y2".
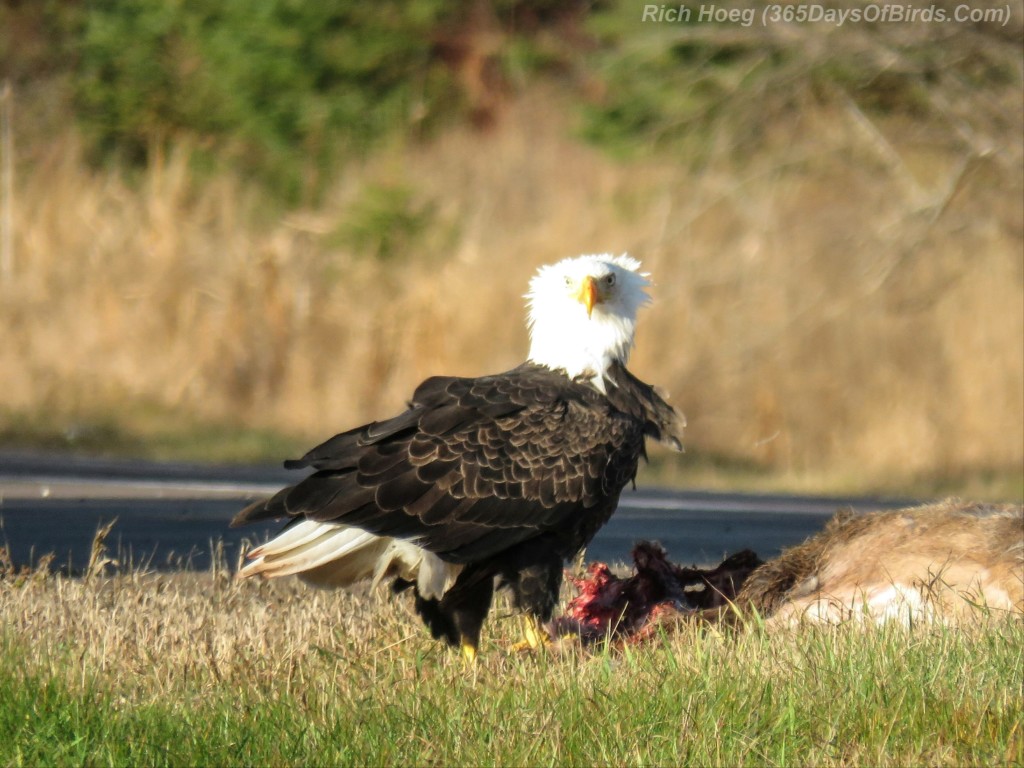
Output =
[
  {"x1": 564, "y1": 276, "x2": 573, "y2": 287},
  {"x1": 604, "y1": 274, "x2": 616, "y2": 287}
]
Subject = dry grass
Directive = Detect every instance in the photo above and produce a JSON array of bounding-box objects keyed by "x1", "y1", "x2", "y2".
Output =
[
  {"x1": 0, "y1": 566, "x2": 397, "y2": 700},
  {"x1": 0, "y1": 529, "x2": 583, "y2": 700},
  {"x1": 1, "y1": 28, "x2": 1021, "y2": 490}
]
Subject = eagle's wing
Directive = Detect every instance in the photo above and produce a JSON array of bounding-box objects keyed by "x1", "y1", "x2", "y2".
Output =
[
  {"x1": 231, "y1": 364, "x2": 645, "y2": 562},
  {"x1": 604, "y1": 359, "x2": 685, "y2": 450}
]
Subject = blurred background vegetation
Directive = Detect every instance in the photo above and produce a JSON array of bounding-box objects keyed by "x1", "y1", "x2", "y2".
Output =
[{"x1": 0, "y1": 0, "x2": 1021, "y2": 497}]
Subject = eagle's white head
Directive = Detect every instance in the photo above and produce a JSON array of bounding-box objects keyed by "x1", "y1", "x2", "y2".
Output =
[{"x1": 526, "y1": 253, "x2": 651, "y2": 386}]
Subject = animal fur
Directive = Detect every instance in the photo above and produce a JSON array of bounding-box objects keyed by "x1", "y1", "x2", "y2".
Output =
[{"x1": 740, "y1": 499, "x2": 1023, "y2": 626}]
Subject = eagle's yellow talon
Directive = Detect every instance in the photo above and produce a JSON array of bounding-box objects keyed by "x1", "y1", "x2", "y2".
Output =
[
  {"x1": 509, "y1": 616, "x2": 550, "y2": 653},
  {"x1": 461, "y1": 641, "x2": 478, "y2": 664}
]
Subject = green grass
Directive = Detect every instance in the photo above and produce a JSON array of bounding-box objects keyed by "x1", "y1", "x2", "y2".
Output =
[{"x1": 1, "y1": 574, "x2": 1021, "y2": 766}]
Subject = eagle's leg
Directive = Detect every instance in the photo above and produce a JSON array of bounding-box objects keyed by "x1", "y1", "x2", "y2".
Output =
[
  {"x1": 393, "y1": 578, "x2": 459, "y2": 646},
  {"x1": 507, "y1": 543, "x2": 562, "y2": 652},
  {"x1": 395, "y1": 568, "x2": 494, "y2": 661},
  {"x1": 440, "y1": 564, "x2": 495, "y2": 663}
]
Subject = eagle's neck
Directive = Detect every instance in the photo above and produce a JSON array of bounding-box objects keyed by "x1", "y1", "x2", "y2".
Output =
[{"x1": 526, "y1": 311, "x2": 636, "y2": 391}]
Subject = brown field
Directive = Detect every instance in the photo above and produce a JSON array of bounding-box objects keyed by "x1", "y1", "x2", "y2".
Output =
[{"x1": 1, "y1": 25, "x2": 1021, "y2": 493}]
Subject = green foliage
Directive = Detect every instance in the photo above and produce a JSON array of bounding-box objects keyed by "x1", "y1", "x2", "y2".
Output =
[
  {"x1": 7, "y1": 0, "x2": 1021, "y2": 206},
  {"x1": 5, "y1": 0, "x2": 611, "y2": 206},
  {"x1": 72, "y1": 0, "x2": 456, "y2": 202},
  {"x1": 578, "y1": 7, "x2": 791, "y2": 157},
  {"x1": 579, "y1": 2, "x2": 1022, "y2": 157}
]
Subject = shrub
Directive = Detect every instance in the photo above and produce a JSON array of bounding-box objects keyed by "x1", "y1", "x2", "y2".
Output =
[{"x1": 72, "y1": 0, "x2": 456, "y2": 202}]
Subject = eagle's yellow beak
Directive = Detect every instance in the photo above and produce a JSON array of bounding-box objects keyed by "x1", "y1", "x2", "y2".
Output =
[{"x1": 575, "y1": 275, "x2": 598, "y2": 318}]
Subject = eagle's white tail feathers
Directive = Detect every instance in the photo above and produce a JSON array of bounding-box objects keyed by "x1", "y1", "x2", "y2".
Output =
[
  {"x1": 293, "y1": 536, "x2": 392, "y2": 587},
  {"x1": 248, "y1": 519, "x2": 348, "y2": 559},
  {"x1": 238, "y1": 519, "x2": 458, "y2": 600},
  {"x1": 240, "y1": 524, "x2": 378, "y2": 579}
]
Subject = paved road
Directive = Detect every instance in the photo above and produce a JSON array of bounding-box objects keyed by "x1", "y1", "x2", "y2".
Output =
[{"x1": 0, "y1": 452, "x2": 915, "y2": 573}]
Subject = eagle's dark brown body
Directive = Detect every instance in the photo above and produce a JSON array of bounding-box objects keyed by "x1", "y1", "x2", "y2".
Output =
[{"x1": 233, "y1": 360, "x2": 682, "y2": 651}]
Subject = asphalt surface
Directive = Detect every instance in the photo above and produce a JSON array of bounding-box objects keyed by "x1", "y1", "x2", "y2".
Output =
[{"x1": 0, "y1": 451, "x2": 915, "y2": 573}]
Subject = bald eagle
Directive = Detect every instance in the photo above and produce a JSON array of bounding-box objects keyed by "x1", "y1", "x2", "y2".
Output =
[{"x1": 232, "y1": 254, "x2": 683, "y2": 659}]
